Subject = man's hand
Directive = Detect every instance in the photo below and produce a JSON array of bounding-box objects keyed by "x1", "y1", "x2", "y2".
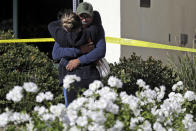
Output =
[
  {"x1": 80, "y1": 42, "x2": 94, "y2": 54},
  {"x1": 66, "y1": 59, "x2": 80, "y2": 71}
]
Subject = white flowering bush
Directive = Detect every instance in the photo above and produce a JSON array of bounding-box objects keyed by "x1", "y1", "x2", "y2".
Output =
[
  {"x1": 1, "y1": 82, "x2": 65, "y2": 131},
  {"x1": 1, "y1": 75, "x2": 196, "y2": 131},
  {"x1": 4, "y1": 82, "x2": 57, "y2": 114},
  {"x1": 0, "y1": 36, "x2": 63, "y2": 113}
]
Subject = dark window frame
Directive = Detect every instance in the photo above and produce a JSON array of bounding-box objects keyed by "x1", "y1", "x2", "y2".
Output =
[{"x1": 140, "y1": 0, "x2": 150, "y2": 8}]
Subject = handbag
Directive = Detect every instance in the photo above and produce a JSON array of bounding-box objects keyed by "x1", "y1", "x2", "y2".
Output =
[{"x1": 96, "y1": 58, "x2": 110, "y2": 78}]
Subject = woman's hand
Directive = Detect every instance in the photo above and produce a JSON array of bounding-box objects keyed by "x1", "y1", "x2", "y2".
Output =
[
  {"x1": 80, "y1": 42, "x2": 94, "y2": 54},
  {"x1": 66, "y1": 59, "x2": 80, "y2": 71}
]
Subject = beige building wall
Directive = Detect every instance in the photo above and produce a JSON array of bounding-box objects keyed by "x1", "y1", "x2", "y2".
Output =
[
  {"x1": 84, "y1": 0, "x2": 121, "y2": 64},
  {"x1": 121, "y1": 0, "x2": 196, "y2": 63},
  {"x1": 84, "y1": 0, "x2": 196, "y2": 64}
]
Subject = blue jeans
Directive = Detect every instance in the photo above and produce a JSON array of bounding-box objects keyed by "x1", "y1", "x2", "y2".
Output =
[
  {"x1": 63, "y1": 88, "x2": 68, "y2": 107},
  {"x1": 59, "y1": 62, "x2": 100, "y2": 106}
]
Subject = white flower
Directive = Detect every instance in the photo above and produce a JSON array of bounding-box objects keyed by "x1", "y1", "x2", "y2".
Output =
[
  {"x1": 168, "y1": 92, "x2": 185, "y2": 104},
  {"x1": 88, "y1": 110, "x2": 106, "y2": 124},
  {"x1": 122, "y1": 94, "x2": 140, "y2": 116},
  {"x1": 157, "y1": 92, "x2": 185, "y2": 118},
  {"x1": 70, "y1": 126, "x2": 81, "y2": 131},
  {"x1": 139, "y1": 120, "x2": 152, "y2": 131},
  {"x1": 63, "y1": 75, "x2": 81, "y2": 89},
  {"x1": 140, "y1": 88, "x2": 157, "y2": 103},
  {"x1": 136, "y1": 79, "x2": 146, "y2": 88},
  {"x1": 102, "y1": 91, "x2": 117, "y2": 102},
  {"x1": 60, "y1": 114, "x2": 70, "y2": 125},
  {"x1": 83, "y1": 89, "x2": 93, "y2": 97},
  {"x1": 36, "y1": 92, "x2": 45, "y2": 103},
  {"x1": 153, "y1": 122, "x2": 166, "y2": 131},
  {"x1": 0, "y1": 113, "x2": 9, "y2": 127},
  {"x1": 45, "y1": 91, "x2": 54, "y2": 101},
  {"x1": 130, "y1": 117, "x2": 144, "y2": 129},
  {"x1": 26, "y1": 120, "x2": 35, "y2": 131},
  {"x1": 88, "y1": 122, "x2": 105, "y2": 131},
  {"x1": 85, "y1": 98, "x2": 97, "y2": 110},
  {"x1": 41, "y1": 113, "x2": 55, "y2": 121},
  {"x1": 50, "y1": 104, "x2": 65, "y2": 117},
  {"x1": 114, "y1": 120, "x2": 124, "y2": 130},
  {"x1": 94, "y1": 98, "x2": 108, "y2": 110},
  {"x1": 188, "y1": 122, "x2": 196, "y2": 131},
  {"x1": 76, "y1": 116, "x2": 88, "y2": 127},
  {"x1": 168, "y1": 128, "x2": 173, "y2": 131},
  {"x1": 151, "y1": 106, "x2": 158, "y2": 115},
  {"x1": 36, "y1": 91, "x2": 54, "y2": 102},
  {"x1": 182, "y1": 114, "x2": 194, "y2": 129},
  {"x1": 154, "y1": 87, "x2": 160, "y2": 92},
  {"x1": 6, "y1": 86, "x2": 23, "y2": 102},
  {"x1": 67, "y1": 110, "x2": 78, "y2": 125},
  {"x1": 157, "y1": 86, "x2": 166, "y2": 102},
  {"x1": 89, "y1": 80, "x2": 103, "y2": 91},
  {"x1": 164, "y1": 118, "x2": 172, "y2": 126},
  {"x1": 80, "y1": 108, "x2": 88, "y2": 116},
  {"x1": 172, "y1": 81, "x2": 184, "y2": 91},
  {"x1": 9, "y1": 112, "x2": 31, "y2": 124},
  {"x1": 106, "y1": 102, "x2": 119, "y2": 114},
  {"x1": 97, "y1": 86, "x2": 110, "y2": 95},
  {"x1": 172, "y1": 84, "x2": 177, "y2": 91},
  {"x1": 177, "y1": 81, "x2": 183, "y2": 86},
  {"x1": 98, "y1": 87, "x2": 118, "y2": 102},
  {"x1": 34, "y1": 106, "x2": 48, "y2": 115},
  {"x1": 108, "y1": 76, "x2": 123, "y2": 88},
  {"x1": 23, "y1": 82, "x2": 38, "y2": 93},
  {"x1": 157, "y1": 91, "x2": 165, "y2": 102},
  {"x1": 20, "y1": 113, "x2": 31, "y2": 122},
  {"x1": 130, "y1": 118, "x2": 137, "y2": 129},
  {"x1": 120, "y1": 92, "x2": 129, "y2": 103},
  {"x1": 68, "y1": 97, "x2": 87, "y2": 111},
  {"x1": 108, "y1": 120, "x2": 124, "y2": 131},
  {"x1": 160, "y1": 86, "x2": 166, "y2": 92},
  {"x1": 184, "y1": 91, "x2": 196, "y2": 101},
  {"x1": 62, "y1": 123, "x2": 69, "y2": 131}
]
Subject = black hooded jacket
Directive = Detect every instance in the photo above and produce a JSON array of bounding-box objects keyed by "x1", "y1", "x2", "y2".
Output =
[{"x1": 48, "y1": 11, "x2": 102, "y2": 48}]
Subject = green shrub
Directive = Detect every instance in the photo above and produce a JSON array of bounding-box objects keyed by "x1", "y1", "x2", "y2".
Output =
[
  {"x1": 169, "y1": 53, "x2": 196, "y2": 92},
  {"x1": 0, "y1": 30, "x2": 14, "y2": 39},
  {"x1": 0, "y1": 30, "x2": 64, "y2": 113},
  {"x1": 105, "y1": 53, "x2": 178, "y2": 96}
]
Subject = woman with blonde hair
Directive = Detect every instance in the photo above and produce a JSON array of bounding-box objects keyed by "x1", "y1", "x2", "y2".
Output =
[{"x1": 60, "y1": 9, "x2": 82, "y2": 32}]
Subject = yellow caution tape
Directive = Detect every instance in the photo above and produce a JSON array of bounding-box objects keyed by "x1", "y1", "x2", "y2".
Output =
[
  {"x1": 0, "y1": 38, "x2": 54, "y2": 43},
  {"x1": 106, "y1": 37, "x2": 196, "y2": 53},
  {"x1": 0, "y1": 37, "x2": 196, "y2": 53}
]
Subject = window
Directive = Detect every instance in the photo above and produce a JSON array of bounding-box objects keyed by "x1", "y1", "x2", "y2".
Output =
[{"x1": 140, "y1": 0, "x2": 150, "y2": 8}]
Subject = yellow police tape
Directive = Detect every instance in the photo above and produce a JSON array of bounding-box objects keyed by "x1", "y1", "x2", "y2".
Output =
[
  {"x1": 105, "y1": 37, "x2": 196, "y2": 53},
  {"x1": 0, "y1": 38, "x2": 54, "y2": 43},
  {"x1": 0, "y1": 37, "x2": 196, "y2": 53}
]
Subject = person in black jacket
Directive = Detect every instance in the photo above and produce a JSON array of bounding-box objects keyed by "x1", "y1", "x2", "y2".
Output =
[
  {"x1": 50, "y1": 9, "x2": 99, "y2": 85},
  {"x1": 48, "y1": 2, "x2": 106, "y2": 106},
  {"x1": 49, "y1": 9, "x2": 99, "y2": 48}
]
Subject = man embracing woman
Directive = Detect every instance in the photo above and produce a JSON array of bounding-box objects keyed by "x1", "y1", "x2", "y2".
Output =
[{"x1": 48, "y1": 2, "x2": 106, "y2": 106}]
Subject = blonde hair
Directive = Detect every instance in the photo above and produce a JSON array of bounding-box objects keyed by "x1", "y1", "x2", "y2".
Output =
[{"x1": 61, "y1": 9, "x2": 81, "y2": 32}]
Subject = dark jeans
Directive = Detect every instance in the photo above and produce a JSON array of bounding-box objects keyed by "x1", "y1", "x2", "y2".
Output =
[{"x1": 59, "y1": 63, "x2": 100, "y2": 106}]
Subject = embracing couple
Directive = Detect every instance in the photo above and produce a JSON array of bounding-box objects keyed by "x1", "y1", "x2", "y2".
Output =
[{"x1": 48, "y1": 2, "x2": 106, "y2": 107}]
